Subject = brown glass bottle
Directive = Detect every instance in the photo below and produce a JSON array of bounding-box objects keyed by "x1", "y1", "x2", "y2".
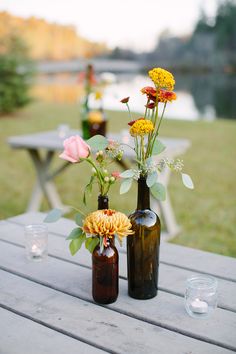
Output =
[
  {"x1": 92, "y1": 237, "x2": 119, "y2": 304},
  {"x1": 127, "y1": 176, "x2": 161, "y2": 299}
]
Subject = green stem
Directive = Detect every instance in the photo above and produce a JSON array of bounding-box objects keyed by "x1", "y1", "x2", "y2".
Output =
[
  {"x1": 153, "y1": 100, "x2": 159, "y2": 130},
  {"x1": 120, "y1": 143, "x2": 136, "y2": 151},
  {"x1": 149, "y1": 102, "x2": 167, "y2": 156},
  {"x1": 82, "y1": 157, "x2": 104, "y2": 195},
  {"x1": 126, "y1": 103, "x2": 132, "y2": 121},
  {"x1": 67, "y1": 205, "x2": 86, "y2": 216},
  {"x1": 156, "y1": 102, "x2": 167, "y2": 134},
  {"x1": 144, "y1": 98, "x2": 150, "y2": 119},
  {"x1": 141, "y1": 136, "x2": 145, "y2": 165},
  {"x1": 145, "y1": 104, "x2": 157, "y2": 158}
]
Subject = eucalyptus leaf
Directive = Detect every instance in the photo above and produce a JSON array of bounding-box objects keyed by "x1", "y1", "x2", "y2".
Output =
[
  {"x1": 66, "y1": 227, "x2": 83, "y2": 240},
  {"x1": 120, "y1": 178, "x2": 133, "y2": 194},
  {"x1": 150, "y1": 182, "x2": 166, "y2": 201},
  {"x1": 120, "y1": 169, "x2": 135, "y2": 178},
  {"x1": 75, "y1": 213, "x2": 83, "y2": 226},
  {"x1": 85, "y1": 237, "x2": 99, "y2": 253},
  {"x1": 152, "y1": 139, "x2": 166, "y2": 155},
  {"x1": 83, "y1": 175, "x2": 95, "y2": 205},
  {"x1": 182, "y1": 173, "x2": 194, "y2": 189},
  {"x1": 44, "y1": 208, "x2": 62, "y2": 223},
  {"x1": 86, "y1": 135, "x2": 108, "y2": 151},
  {"x1": 146, "y1": 157, "x2": 154, "y2": 167},
  {"x1": 147, "y1": 171, "x2": 158, "y2": 188},
  {"x1": 69, "y1": 234, "x2": 86, "y2": 256}
]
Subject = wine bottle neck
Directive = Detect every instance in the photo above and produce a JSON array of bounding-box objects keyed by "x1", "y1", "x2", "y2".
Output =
[
  {"x1": 97, "y1": 194, "x2": 109, "y2": 210},
  {"x1": 137, "y1": 177, "x2": 150, "y2": 210}
]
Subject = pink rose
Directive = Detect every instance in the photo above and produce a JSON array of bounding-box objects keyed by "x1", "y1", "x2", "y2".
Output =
[{"x1": 59, "y1": 135, "x2": 90, "y2": 163}]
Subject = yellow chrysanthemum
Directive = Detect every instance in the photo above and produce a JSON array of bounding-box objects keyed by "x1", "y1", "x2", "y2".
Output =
[
  {"x1": 88, "y1": 110, "x2": 103, "y2": 123},
  {"x1": 148, "y1": 67, "x2": 175, "y2": 91},
  {"x1": 129, "y1": 119, "x2": 154, "y2": 137},
  {"x1": 83, "y1": 209, "x2": 133, "y2": 243}
]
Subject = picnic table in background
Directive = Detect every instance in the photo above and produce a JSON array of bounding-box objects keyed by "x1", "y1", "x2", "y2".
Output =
[
  {"x1": 8, "y1": 129, "x2": 190, "y2": 239},
  {"x1": 0, "y1": 212, "x2": 236, "y2": 353}
]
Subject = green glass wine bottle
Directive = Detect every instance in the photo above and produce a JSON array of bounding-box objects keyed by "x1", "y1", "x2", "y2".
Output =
[{"x1": 127, "y1": 176, "x2": 161, "y2": 299}]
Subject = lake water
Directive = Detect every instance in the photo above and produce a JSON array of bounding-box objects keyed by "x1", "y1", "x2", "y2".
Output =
[{"x1": 34, "y1": 73, "x2": 236, "y2": 120}]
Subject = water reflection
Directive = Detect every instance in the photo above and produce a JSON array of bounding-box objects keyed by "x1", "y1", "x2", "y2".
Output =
[
  {"x1": 176, "y1": 74, "x2": 236, "y2": 120},
  {"x1": 32, "y1": 73, "x2": 236, "y2": 120}
]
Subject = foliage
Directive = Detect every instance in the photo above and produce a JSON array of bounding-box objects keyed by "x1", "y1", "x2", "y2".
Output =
[
  {"x1": 214, "y1": 0, "x2": 236, "y2": 50},
  {"x1": 147, "y1": 0, "x2": 236, "y2": 71},
  {"x1": 0, "y1": 34, "x2": 34, "y2": 114},
  {"x1": 0, "y1": 11, "x2": 107, "y2": 60}
]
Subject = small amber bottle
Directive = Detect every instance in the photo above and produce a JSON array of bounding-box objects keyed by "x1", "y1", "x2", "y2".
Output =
[{"x1": 92, "y1": 237, "x2": 118, "y2": 304}]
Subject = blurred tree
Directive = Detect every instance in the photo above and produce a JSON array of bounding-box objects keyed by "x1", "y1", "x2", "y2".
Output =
[
  {"x1": 146, "y1": 0, "x2": 236, "y2": 71},
  {"x1": 0, "y1": 34, "x2": 34, "y2": 114},
  {"x1": 0, "y1": 12, "x2": 108, "y2": 60},
  {"x1": 215, "y1": 0, "x2": 236, "y2": 50},
  {"x1": 107, "y1": 46, "x2": 137, "y2": 60}
]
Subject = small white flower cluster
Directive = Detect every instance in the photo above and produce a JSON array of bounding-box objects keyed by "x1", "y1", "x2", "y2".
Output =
[
  {"x1": 92, "y1": 167, "x2": 116, "y2": 184},
  {"x1": 158, "y1": 158, "x2": 184, "y2": 172},
  {"x1": 143, "y1": 162, "x2": 157, "y2": 175},
  {"x1": 104, "y1": 176, "x2": 116, "y2": 183},
  {"x1": 106, "y1": 141, "x2": 124, "y2": 161},
  {"x1": 132, "y1": 169, "x2": 141, "y2": 180}
]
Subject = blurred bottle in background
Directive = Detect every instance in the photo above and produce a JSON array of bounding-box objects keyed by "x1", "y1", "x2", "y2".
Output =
[{"x1": 79, "y1": 64, "x2": 107, "y2": 139}]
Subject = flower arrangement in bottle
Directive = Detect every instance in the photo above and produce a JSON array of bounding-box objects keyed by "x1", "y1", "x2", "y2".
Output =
[
  {"x1": 119, "y1": 67, "x2": 194, "y2": 300},
  {"x1": 119, "y1": 67, "x2": 194, "y2": 198},
  {"x1": 44, "y1": 134, "x2": 124, "y2": 254},
  {"x1": 73, "y1": 208, "x2": 133, "y2": 304}
]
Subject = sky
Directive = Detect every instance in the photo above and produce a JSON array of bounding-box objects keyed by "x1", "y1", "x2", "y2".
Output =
[{"x1": 0, "y1": 0, "x2": 218, "y2": 52}]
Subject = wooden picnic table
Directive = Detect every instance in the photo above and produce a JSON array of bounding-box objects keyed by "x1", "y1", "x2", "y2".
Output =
[
  {"x1": 8, "y1": 129, "x2": 190, "y2": 239},
  {"x1": 0, "y1": 211, "x2": 235, "y2": 353}
]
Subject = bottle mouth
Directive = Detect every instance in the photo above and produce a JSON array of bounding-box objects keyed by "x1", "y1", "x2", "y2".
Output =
[{"x1": 187, "y1": 275, "x2": 218, "y2": 290}]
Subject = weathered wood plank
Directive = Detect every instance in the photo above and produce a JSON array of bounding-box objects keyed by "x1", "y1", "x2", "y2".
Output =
[
  {"x1": 160, "y1": 242, "x2": 236, "y2": 281},
  {"x1": 1, "y1": 221, "x2": 236, "y2": 312},
  {"x1": 0, "y1": 307, "x2": 104, "y2": 354},
  {"x1": 0, "y1": 240, "x2": 235, "y2": 351},
  {"x1": 8, "y1": 212, "x2": 236, "y2": 282},
  {"x1": 0, "y1": 270, "x2": 233, "y2": 354}
]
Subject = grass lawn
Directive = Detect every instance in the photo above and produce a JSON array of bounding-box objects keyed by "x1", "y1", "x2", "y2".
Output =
[{"x1": 1, "y1": 101, "x2": 236, "y2": 257}]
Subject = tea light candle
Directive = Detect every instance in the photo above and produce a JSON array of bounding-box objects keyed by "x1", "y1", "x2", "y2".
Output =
[
  {"x1": 190, "y1": 298, "x2": 208, "y2": 314},
  {"x1": 31, "y1": 244, "x2": 42, "y2": 257},
  {"x1": 25, "y1": 224, "x2": 48, "y2": 261}
]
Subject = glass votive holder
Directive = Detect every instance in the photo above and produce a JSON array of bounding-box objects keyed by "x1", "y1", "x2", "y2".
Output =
[
  {"x1": 25, "y1": 224, "x2": 48, "y2": 261},
  {"x1": 185, "y1": 275, "x2": 218, "y2": 319}
]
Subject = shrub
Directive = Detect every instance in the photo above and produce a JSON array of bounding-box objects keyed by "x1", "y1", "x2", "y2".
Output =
[{"x1": 0, "y1": 34, "x2": 34, "y2": 114}]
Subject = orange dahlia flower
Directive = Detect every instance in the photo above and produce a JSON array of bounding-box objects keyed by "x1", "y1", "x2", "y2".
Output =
[
  {"x1": 83, "y1": 209, "x2": 133, "y2": 244},
  {"x1": 141, "y1": 86, "x2": 157, "y2": 96},
  {"x1": 158, "y1": 89, "x2": 177, "y2": 103}
]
